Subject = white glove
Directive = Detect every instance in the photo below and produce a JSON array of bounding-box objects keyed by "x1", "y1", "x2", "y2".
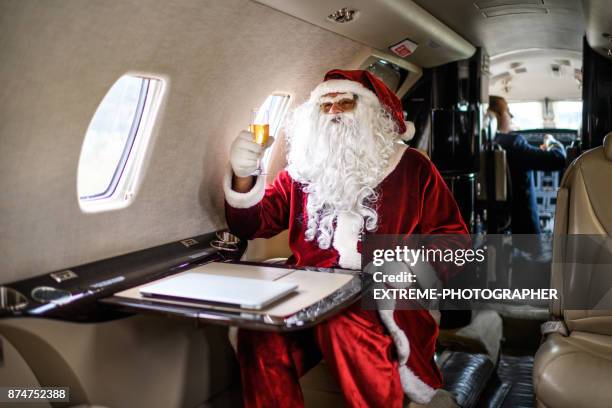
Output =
[{"x1": 229, "y1": 131, "x2": 274, "y2": 177}]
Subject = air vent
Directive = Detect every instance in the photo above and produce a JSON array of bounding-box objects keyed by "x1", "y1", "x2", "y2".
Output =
[
  {"x1": 482, "y1": 7, "x2": 548, "y2": 17},
  {"x1": 474, "y1": 0, "x2": 543, "y2": 9},
  {"x1": 491, "y1": 71, "x2": 512, "y2": 83},
  {"x1": 554, "y1": 59, "x2": 571, "y2": 66},
  {"x1": 550, "y1": 64, "x2": 562, "y2": 77},
  {"x1": 515, "y1": 67, "x2": 528, "y2": 74}
]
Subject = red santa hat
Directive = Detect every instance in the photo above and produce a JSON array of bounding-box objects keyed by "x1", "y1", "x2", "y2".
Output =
[{"x1": 309, "y1": 69, "x2": 415, "y2": 141}]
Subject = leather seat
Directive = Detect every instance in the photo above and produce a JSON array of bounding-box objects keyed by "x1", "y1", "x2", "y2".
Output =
[
  {"x1": 533, "y1": 133, "x2": 612, "y2": 408},
  {"x1": 535, "y1": 332, "x2": 612, "y2": 408}
]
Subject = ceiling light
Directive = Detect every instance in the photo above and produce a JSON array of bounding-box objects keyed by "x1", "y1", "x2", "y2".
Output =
[{"x1": 327, "y1": 8, "x2": 358, "y2": 24}]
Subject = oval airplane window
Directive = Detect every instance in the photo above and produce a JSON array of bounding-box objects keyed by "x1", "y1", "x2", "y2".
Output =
[{"x1": 77, "y1": 75, "x2": 164, "y2": 213}]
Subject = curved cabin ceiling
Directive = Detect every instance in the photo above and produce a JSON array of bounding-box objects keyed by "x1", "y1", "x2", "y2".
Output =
[
  {"x1": 412, "y1": 0, "x2": 585, "y2": 101},
  {"x1": 490, "y1": 49, "x2": 582, "y2": 101},
  {"x1": 254, "y1": 0, "x2": 476, "y2": 68},
  {"x1": 256, "y1": 0, "x2": 587, "y2": 101},
  {"x1": 411, "y1": 0, "x2": 584, "y2": 58}
]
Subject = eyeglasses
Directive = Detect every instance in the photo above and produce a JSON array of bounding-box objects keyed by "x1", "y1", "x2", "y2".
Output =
[{"x1": 320, "y1": 98, "x2": 357, "y2": 113}]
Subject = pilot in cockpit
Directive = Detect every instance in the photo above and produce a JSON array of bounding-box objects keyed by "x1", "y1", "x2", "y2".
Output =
[
  {"x1": 223, "y1": 69, "x2": 468, "y2": 407},
  {"x1": 488, "y1": 95, "x2": 566, "y2": 235}
]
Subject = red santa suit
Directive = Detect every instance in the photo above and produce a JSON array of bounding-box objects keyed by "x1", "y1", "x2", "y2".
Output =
[{"x1": 224, "y1": 70, "x2": 468, "y2": 407}]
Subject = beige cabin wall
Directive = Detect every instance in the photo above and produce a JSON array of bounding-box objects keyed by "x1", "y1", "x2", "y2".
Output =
[{"x1": 0, "y1": 0, "x2": 368, "y2": 282}]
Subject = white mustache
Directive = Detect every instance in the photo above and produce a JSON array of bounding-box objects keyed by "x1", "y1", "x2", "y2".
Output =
[{"x1": 323, "y1": 112, "x2": 354, "y2": 125}]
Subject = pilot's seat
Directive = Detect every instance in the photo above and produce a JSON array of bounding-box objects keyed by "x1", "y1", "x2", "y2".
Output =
[{"x1": 533, "y1": 133, "x2": 612, "y2": 408}]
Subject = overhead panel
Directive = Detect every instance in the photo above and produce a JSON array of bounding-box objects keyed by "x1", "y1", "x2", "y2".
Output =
[
  {"x1": 412, "y1": 0, "x2": 583, "y2": 59},
  {"x1": 473, "y1": 0, "x2": 544, "y2": 8},
  {"x1": 489, "y1": 49, "x2": 582, "y2": 101},
  {"x1": 253, "y1": 0, "x2": 476, "y2": 68},
  {"x1": 584, "y1": 0, "x2": 612, "y2": 61},
  {"x1": 482, "y1": 7, "x2": 549, "y2": 18},
  {"x1": 474, "y1": 0, "x2": 549, "y2": 18}
]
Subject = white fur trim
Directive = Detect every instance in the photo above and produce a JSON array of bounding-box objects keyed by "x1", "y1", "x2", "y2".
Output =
[
  {"x1": 378, "y1": 304, "x2": 436, "y2": 405},
  {"x1": 378, "y1": 307, "x2": 409, "y2": 365},
  {"x1": 331, "y1": 144, "x2": 406, "y2": 270},
  {"x1": 333, "y1": 212, "x2": 362, "y2": 270},
  {"x1": 398, "y1": 365, "x2": 437, "y2": 404},
  {"x1": 301, "y1": 142, "x2": 433, "y2": 403},
  {"x1": 410, "y1": 261, "x2": 441, "y2": 291},
  {"x1": 228, "y1": 326, "x2": 238, "y2": 353},
  {"x1": 309, "y1": 79, "x2": 378, "y2": 104},
  {"x1": 223, "y1": 165, "x2": 266, "y2": 209},
  {"x1": 402, "y1": 121, "x2": 416, "y2": 141}
]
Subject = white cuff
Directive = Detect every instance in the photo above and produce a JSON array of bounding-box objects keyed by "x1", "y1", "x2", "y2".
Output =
[
  {"x1": 223, "y1": 165, "x2": 266, "y2": 209},
  {"x1": 410, "y1": 261, "x2": 441, "y2": 290}
]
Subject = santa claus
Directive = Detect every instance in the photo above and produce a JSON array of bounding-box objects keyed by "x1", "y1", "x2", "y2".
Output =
[{"x1": 223, "y1": 69, "x2": 467, "y2": 407}]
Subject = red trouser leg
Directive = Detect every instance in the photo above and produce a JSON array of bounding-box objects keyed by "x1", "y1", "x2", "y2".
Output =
[
  {"x1": 237, "y1": 304, "x2": 403, "y2": 408},
  {"x1": 237, "y1": 328, "x2": 322, "y2": 408},
  {"x1": 314, "y1": 304, "x2": 403, "y2": 408}
]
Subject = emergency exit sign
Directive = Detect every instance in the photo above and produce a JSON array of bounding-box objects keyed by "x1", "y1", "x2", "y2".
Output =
[{"x1": 389, "y1": 38, "x2": 418, "y2": 58}]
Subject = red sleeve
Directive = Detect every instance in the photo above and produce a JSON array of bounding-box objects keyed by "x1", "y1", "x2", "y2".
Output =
[{"x1": 224, "y1": 170, "x2": 293, "y2": 240}]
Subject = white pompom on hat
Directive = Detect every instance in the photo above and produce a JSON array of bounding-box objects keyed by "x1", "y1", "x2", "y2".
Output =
[{"x1": 402, "y1": 120, "x2": 416, "y2": 142}]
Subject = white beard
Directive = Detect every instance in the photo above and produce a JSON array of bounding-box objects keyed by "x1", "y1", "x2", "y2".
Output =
[{"x1": 285, "y1": 98, "x2": 400, "y2": 249}]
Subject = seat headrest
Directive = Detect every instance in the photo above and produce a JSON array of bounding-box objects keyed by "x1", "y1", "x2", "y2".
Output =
[{"x1": 605, "y1": 133, "x2": 612, "y2": 161}]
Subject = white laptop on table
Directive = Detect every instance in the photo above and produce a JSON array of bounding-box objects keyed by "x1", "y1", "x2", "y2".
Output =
[{"x1": 139, "y1": 272, "x2": 298, "y2": 310}]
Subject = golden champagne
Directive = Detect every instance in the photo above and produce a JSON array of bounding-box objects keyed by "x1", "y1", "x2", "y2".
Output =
[{"x1": 250, "y1": 123, "x2": 269, "y2": 145}]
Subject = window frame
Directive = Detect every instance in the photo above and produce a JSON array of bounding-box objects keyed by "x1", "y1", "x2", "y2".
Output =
[
  {"x1": 550, "y1": 100, "x2": 582, "y2": 130},
  {"x1": 78, "y1": 74, "x2": 165, "y2": 213},
  {"x1": 507, "y1": 101, "x2": 545, "y2": 130},
  {"x1": 79, "y1": 78, "x2": 150, "y2": 201},
  {"x1": 507, "y1": 99, "x2": 583, "y2": 131}
]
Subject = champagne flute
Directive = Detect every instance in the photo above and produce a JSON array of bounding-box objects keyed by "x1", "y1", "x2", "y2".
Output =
[{"x1": 249, "y1": 108, "x2": 270, "y2": 175}]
